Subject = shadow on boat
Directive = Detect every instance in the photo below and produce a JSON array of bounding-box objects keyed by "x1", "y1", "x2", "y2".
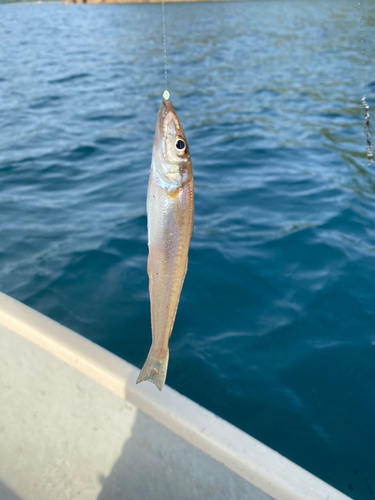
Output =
[
  {"x1": 96, "y1": 408, "x2": 270, "y2": 500},
  {"x1": 0, "y1": 480, "x2": 22, "y2": 500}
]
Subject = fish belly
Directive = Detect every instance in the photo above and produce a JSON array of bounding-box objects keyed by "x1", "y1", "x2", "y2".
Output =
[{"x1": 148, "y1": 176, "x2": 193, "y2": 354}]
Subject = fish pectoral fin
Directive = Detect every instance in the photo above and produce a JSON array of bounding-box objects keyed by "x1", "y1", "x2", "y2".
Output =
[{"x1": 136, "y1": 349, "x2": 169, "y2": 391}]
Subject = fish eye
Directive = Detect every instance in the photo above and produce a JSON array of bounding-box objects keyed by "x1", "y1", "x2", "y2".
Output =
[{"x1": 175, "y1": 138, "x2": 186, "y2": 155}]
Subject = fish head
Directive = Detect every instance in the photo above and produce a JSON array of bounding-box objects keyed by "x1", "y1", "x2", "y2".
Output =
[{"x1": 153, "y1": 97, "x2": 193, "y2": 189}]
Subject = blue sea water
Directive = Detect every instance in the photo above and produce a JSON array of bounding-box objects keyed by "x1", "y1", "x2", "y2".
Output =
[{"x1": 0, "y1": 0, "x2": 374, "y2": 497}]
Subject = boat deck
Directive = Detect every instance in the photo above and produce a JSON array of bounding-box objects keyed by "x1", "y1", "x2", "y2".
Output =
[{"x1": 0, "y1": 293, "x2": 352, "y2": 500}]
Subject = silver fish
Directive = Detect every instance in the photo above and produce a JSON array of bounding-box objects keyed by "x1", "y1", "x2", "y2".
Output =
[{"x1": 136, "y1": 95, "x2": 194, "y2": 391}]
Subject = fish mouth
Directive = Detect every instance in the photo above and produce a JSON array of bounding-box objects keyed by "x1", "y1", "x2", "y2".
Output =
[
  {"x1": 156, "y1": 97, "x2": 176, "y2": 138},
  {"x1": 162, "y1": 95, "x2": 175, "y2": 110},
  {"x1": 160, "y1": 94, "x2": 180, "y2": 120}
]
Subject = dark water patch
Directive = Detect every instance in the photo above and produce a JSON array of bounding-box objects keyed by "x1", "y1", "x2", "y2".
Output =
[
  {"x1": 254, "y1": 88, "x2": 281, "y2": 97},
  {"x1": 29, "y1": 95, "x2": 63, "y2": 110},
  {"x1": 63, "y1": 144, "x2": 100, "y2": 162},
  {"x1": 95, "y1": 136, "x2": 127, "y2": 147},
  {"x1": 280, "y1": 344, "x2": 375, "y2": 499},
  {"x1": 49, "y1": 72, "x2": 91, "y2": 84},
  {"x1": 87, "y1": 113, "x2": 135, "y2": 123}
]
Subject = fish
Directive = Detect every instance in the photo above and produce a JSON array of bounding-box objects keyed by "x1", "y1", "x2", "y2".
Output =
[{"x1": 136, "y1": 93, "x2": 194, "y2": 391}]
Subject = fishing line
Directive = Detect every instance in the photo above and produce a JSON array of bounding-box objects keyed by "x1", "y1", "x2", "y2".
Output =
[
  {"x1": 356, "y1": 0, "x2": 373, "y2": 164},
  {"x1": 162, "y1": 0, "x2": 169, "y2": 96}
]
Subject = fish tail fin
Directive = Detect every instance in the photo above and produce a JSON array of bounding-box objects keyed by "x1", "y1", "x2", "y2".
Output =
[{"x1": 136, "y1": 349, "x2": 169, "y2": 391}]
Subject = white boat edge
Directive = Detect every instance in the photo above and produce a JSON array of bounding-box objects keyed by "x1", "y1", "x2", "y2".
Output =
[{"x1": 0, "y1": 291, "x2": 352, "y2": 500}]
